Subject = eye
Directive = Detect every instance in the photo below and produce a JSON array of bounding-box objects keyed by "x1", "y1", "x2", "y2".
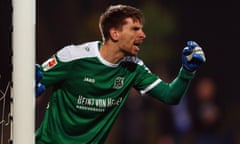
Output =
[{"x1": 132, "y1": 27, "x2": 140, "y2": 31}]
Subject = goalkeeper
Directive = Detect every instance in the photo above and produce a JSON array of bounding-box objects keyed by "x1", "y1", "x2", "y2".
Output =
[{"x1": 35, "y1": 4, "x2": 206, "y2": 144}]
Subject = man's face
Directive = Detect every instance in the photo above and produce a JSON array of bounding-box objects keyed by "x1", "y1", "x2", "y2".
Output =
[{"x1": 116, "y1": 18, "x2": 146, "y2": 56}]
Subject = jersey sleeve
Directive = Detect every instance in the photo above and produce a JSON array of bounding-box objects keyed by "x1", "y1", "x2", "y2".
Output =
[
  {"x1": 133, "y1": 62, "x2": 161, "y2": 95},
  {"x1": 149, "y1": 67, "x2": 195, "y2": 105},
  {"x1": 40, "y1": 46, "x2": 74, "y2": 87}
]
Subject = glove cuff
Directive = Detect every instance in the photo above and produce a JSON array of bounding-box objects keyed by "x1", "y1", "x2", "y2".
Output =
[{"x1": 179, "y1": 66, "x2": 195, "y2": 80}]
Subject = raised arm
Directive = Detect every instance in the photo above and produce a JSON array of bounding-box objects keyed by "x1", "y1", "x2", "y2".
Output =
[{"x1": 149, "y1": 41, "x2": 206, "y2": 105}]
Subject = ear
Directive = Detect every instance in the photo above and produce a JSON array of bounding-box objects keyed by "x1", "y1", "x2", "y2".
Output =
[{"x1": 109, "y1": 28, "x2": 119, "y2": 41}]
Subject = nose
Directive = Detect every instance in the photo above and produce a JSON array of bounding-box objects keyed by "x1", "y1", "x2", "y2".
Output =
[{"x1": 140, "y1": 30, "x2": 146, "y2": 39}]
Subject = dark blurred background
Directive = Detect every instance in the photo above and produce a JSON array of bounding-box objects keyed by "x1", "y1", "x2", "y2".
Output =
[{"x1": 1, "y1": 0, "x2": 239, "y2": 143}]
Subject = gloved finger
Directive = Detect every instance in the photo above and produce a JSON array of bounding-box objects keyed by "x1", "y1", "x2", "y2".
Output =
[
  {"x1": 192, "y1": 47, "x2": 206, "y2": 62},
  {"x1": 191, "y1": 54, "x2": 206, "y2": 64},
  {"x1": 36, "y1": 83, "x2": 46, "y2": 97},
  {"x1": 187, "y1": 41, "x2": 199, "y2": 49},
  {"x1": 36, "y1": 64, "x2": 43, "y2": 83},
  {"x1": 182, "y1": 47, "x2": 192, "y2": 56}
]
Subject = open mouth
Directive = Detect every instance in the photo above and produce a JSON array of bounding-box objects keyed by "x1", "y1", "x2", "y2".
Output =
[
  {"x1": 134, "y1": 43, "x2": 140, "y2": 46},
  {"x1": 133, "y1": 42, "x2": 141, "y2": 51}
]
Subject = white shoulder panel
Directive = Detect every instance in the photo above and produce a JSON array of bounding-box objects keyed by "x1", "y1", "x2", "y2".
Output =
[{"x1": 56, "y1": 41, "x2": 100, "y2": 62}]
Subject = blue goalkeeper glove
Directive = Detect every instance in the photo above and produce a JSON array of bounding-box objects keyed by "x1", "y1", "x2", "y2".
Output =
[
  {"x1": 182, "y1": 41, "x2": 206, "y2": 72},
  {"x1": 35, "y1": 64, "x2": 46, "y2": 96}
]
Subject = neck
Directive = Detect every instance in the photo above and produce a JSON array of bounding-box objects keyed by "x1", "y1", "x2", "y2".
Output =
[{"x1": 100, "y1": 41, "x2": 125, "y2": 64}]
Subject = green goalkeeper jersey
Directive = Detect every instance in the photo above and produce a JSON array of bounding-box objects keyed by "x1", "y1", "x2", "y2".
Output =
[{"x1": 36, "y1": 41, "x2": 162, "y2": 144}]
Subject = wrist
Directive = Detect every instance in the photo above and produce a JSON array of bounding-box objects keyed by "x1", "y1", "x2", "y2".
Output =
[{"x1": 179, "y1": 66, "x2": 195, "y2": 80}]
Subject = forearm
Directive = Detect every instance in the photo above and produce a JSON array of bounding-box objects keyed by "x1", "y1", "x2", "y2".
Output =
[{"x1": 149, "y1": 67, "x2": 195, "y2": 105}]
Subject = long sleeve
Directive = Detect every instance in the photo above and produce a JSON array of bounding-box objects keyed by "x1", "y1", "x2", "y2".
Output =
[{"x1": 149, "y1": 67, "x2": 195, "y2": 105}]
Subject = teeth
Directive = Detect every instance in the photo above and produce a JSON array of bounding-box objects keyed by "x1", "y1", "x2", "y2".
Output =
[{"x1": 134, "y1": 45, "x2": 140, "y2": 51}]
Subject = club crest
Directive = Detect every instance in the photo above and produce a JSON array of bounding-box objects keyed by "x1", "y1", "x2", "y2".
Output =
[{"x1": 113, "y1": 77, "x2": 124, "y2": 89}]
